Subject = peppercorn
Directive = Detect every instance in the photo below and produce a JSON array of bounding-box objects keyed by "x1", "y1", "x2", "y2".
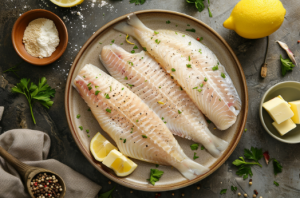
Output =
[
  {"x1": 254, "y1": 190, "x2": 258, "y2": 195},
  {"x1": 238, "y1": 192, "x2": 241, "y2": 196},
  {"x1": 244, "y1": 194, "x2": 248, "y2": 197},
  {"x1": 253, "y1": 195, "x2": 257, "y2": 198},
  {"x1": 249, "y1": 181, "x2": 252, "y2": 185}
]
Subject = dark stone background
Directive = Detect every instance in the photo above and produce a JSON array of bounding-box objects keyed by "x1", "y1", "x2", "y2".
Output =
[{"x1": 1, "y1": 0, "x2": 300, "y2": 197}]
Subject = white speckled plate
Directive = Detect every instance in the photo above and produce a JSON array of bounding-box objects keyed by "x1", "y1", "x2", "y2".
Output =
[{"x1": 65, "y1": 10, "x2": 248, "y2": 191}]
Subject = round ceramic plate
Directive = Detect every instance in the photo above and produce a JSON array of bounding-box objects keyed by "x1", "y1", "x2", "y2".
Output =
[{"x1": 65, "y1": 10, "x2": 248, "y2": 191}]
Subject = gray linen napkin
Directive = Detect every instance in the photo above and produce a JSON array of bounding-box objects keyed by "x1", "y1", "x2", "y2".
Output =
[{"x1": 0, "y1": 129, "x2": 101, "y2": 198}]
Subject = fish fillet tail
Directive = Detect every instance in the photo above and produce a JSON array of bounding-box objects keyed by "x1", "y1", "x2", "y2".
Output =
[
  {"x1": 114, "y1": 14, "x2": 151, "y2": 36},
  {"x1": 174, "y1": 159, "x2": 209, "y2": 180}
]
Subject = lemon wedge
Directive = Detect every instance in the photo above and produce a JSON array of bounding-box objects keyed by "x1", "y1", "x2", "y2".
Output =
[
  {"x1": 50, "y1": 0, "x2": 84, "y2": 7},
  {"x1": 102, "y1": 150, "x2": 137, "y2": 177},
  {"x1": 90, "y1": 132, "x2": 117, "y2": 162}
]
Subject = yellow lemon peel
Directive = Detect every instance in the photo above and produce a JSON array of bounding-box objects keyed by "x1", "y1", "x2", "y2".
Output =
[{"x1": 126, "y1": 34, "x2": 135, "y2": 45}]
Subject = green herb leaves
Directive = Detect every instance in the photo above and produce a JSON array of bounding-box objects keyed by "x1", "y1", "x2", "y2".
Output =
[
  {"x1": 273, "y1": 159, "x2": 282, "y2": 175},
  {"x1": 212, "y1": 65, "x2": 219, "y2": 71},
  {"x1": 190, "y1": 143, "x2": 199, "y2": 150},
  {"x1": 280, "y1": 54, "x2": 295, "y2": 76},
  {"x1": 155, "y1": 39, "x2": 161, "y2": 44},
  {"x1": 244, "y1": 147, "x2": 263, "y2": 163},
  {"x1": 193, "y1": 152, "x2": 199, "y2": 160},
  {"x1": 98, "y1": 186, "x2": 115, "y2": 198},
  {"x1": 142, "y1": 135, "x2": 147, "y2": 138},
  {"x1": 220, "y1": 189, "x2": 227, "y2": 194},
  {"x1": 186, "y1": 28, "x2": 196, "y2": 32},
  {"x1": 147, "y1": 169, "x2": 164, "y2": 185},
  {"x1": 231, "y1": 186, "x2": 237, "y2": 192},
  {"x1": 11, "y1": 77, "x2": 55, "y2": 124},
  {"x1": 274, "y1": 181, "x2": 279, "y2": 187},
  {"x1": 129, "y1": 0, "x2": 145, "y2": 5},
  {"x1": 186, "y1": 0, "x2": 205, "y2": 12}
]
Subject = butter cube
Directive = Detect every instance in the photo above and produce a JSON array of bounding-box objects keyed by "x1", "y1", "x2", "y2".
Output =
[
  {"x1": 289, "y1": 100, "x2": 300, "y2": 124},
  {"x1": 277, "y1": 95, "x2": 291, "y2": 107},
  {"x1": 263, "y1": 97, "x2": 294, "y2": 124},
  {"x1": 272, "y1": 119, "x2": 296, "y2": 136}
]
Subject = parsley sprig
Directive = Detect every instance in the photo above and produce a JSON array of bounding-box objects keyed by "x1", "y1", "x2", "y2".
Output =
[
  {"x1": 11, "y1": 77, "x2": 56, "y2": 124},
  {"x1": 280, "y1": 54, "x2": 295, "y2": 76},
  {"x1": 130, "y1": 0, "x2": 145, "y2": 5},
  {"x1": 147, "y1": 169, "x2": 164, "y2": 185}
]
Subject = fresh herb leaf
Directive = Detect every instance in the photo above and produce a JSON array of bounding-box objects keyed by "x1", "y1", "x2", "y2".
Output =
[
  {"x1": 76, "y1": 114, "x2": 81, "y2": 119},
  {"x1": 198, "y1": 89, "x2": 202, "y2": 92},
  {"x1": 186, "y1": 64, "x2": 192, "y2": 68},
  {"x1": 95, "y1": 90, "x2": 100, "y2": 95},
  {"x1": 98, "y1": 186, "x2": 116, "y2": 198},
  {"x1": 201, "y1": 146, "x2": 205, "y2": 150},
  {"x1": 221, "y1": 72, "x2": 226, "y2": 78},
  {"x1": 106, "y1": 108, "x2": 111, "y2": 113},
  {"x1": 129, "y1": 0, "x2": 145, "y2": 5},
  {"x1": 142, "y1": 135, "x2": 147, "y2": 138},
  {"x1": 273, "y1": 159, "x2": 282, "y2": 175},
  {"x1": 212, "y1": 65, "x2": 218, "y2": 71},
  {"x1": 124, "y1": 76, "x2": 128, "y2": 80},
  {"x1": 111, "y1": 39, "x2": 115, "y2": 43},
  {"x1": 280, "y1": 55, "x2": 295, "y2": 76},
  {"x1": 171, "y1": 68, "x2": 176, "y2": 72},
  {"x1": 147, "y1": 169, "x2": 164, "y2": 185},
  {"x1": 86, "y1": 129, "x2": 89, "y2": 133},
  {"x1": 220, "y1": 189, "x2": 227, "y2": 195},
  {"x1": 3, "y1": 62, "x2": 22, "y2": 77},
  {"x1": 79, "y1": 126, "x2": 83, "y2": 130},
  {"x1": 188, "y1": 56, "x2": 191, "y2": 61},
  {"x1": 193, "y1": 87, "x2": 198, "y2": 89},
  {"x1": 186, "y1": 28, "x2": 196, "y2": 32},
  {"x1": 155, "y1": 39, "x2": 161, "y2": 44},
  {"x1": 154, "y1": 31, "x2": 159, "y2": 35},
  {"x1": 123, "y1": 139, "x2": 126, "y2": 143},
  {"x1": 166, "y1": 20, "x2": 171, "y2": 24},
  {"x1": 208, "y1": 7, "x2": 212, "y2": 17},
  {"x1": 133, "y1": 45, "x2": 138, "y2": 49},
  {"x1": 232, "y1": 157, "x2": 261, "y2": 167},
  {"x1": 236, "y1": 165, "x2": 253, "y2": 179},
  {"x1": 200, "y1": 83, "x2": 203, "y2": 87},
  {"x1": 178, "y1": 110, "x2": 182, "y2": 114},
  {"x1": 186, "y1": 0, "x2": 205, "y2": 12},
  {"x1": 128, "y1": 61, "x2": 134, "y2": 66},
  {"x1": 193, "y1": 152, "x2": 199, "y2": 160},
  {"x1": 105, "y1": 93, "x2": 111, "y2": 99},
  {"x1": 231, "y1": 186, "x2": 237, "y2": 192},
  {"x1": 11, "y1": 77, "x2": 56, "y2": 124},
  {"x1": 244, "y1": 147, "x2": 263, "y2": 163},
  {"x1": 128, "y1": 84, "x2": 134, "y2": 87},
  {"x1": 190, "y1": 143, "x2": 199, "y2": 150},
  {"x1": 274, "y1": 181, "x2": 279, "y2": 186},
  {"x1": 204, "y1": 77, "x2": 208, "y2": 82},
  {"x1": 143, "y1": 47, "x2": 147, "y2": 51},
  {"x1": 131, "y1": 50, "x2": 135, "y2": 53}
]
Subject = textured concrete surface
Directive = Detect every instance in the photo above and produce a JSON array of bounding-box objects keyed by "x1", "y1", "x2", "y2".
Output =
[{"x1": 1, "y1": 0, "x2": 300, "y2": 197}]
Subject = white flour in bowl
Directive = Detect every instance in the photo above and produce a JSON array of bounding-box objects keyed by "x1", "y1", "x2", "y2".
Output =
[{"x1": 23, "y1": 18, "x2": 60, "y2": 59}]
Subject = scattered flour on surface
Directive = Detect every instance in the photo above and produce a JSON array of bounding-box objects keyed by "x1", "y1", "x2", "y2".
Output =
[{"x1": 23, "y1": 18, "x2": 60, "y2": 58}]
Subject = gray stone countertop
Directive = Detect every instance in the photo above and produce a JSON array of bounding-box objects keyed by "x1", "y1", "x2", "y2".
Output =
[{"x1": 1, "y1": 0, "x2": 300, "y2": 197}]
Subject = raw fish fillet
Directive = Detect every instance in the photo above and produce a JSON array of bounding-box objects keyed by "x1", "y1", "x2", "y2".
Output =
[
  {"x1": 114, "y1": 14, "x2": 242, "y2": 130},
  {"x1": 73, "y1": 64, "x2": 209, "y2": 179},
  {"x1": 100, "y1": 44, "x2": 228, "y2": 157}
]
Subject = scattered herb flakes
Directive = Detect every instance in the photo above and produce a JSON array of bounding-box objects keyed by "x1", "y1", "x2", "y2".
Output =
[
  {"x1": 182, "y1": 35, "x2": 185, "y2": 37},
  {"x1": 76, "y1": 114, "x2": 81, "y2": 119},
  {"x1": 87, "y1": 135, "x2": 90, "y2": 138},
  {"x1": 273, "y1": 159, "x2": 282, "y2": 175},
  {"x1": 95, "y1": 90, "x2": 100, "y2": 95},
  {"x1": 159, "y1": 86, "x2": 161, "y2": 88},
  {"x1": 200, "y1": 83, "x2": 203, "y2": 87},
  {"x1": 274, "y1": 181, "x2": 279, "y2": 186},
  {"x1": 79, "y1": 126, "x2": 83, "y2": 130},
  {"x1": 231, "y1": 186, "x2": 237, "y2": 192},
  {"x1": 143, "y1": 47, "x2": 147, "y2": 51},
  {"x1": 147, "y1": 169, "x2": 164, "y2": 186},
  {"x1": 122, "y1": 88, "x2": 124, "y2": 90},
  {"x1": 199, "y1": 49, "x2": 202, "y2": 54},
  {"x1": 99, "y1": 42, "x2": 102, "y2": 44},
  {"x1": 198, "y1": 89, "x2": 202, "y2": 92},
  {"x1": 171, "y1": 68, "x2": 176, "y2": 72},
  {"x1": 131, "y1": 50, "x2": 135, "y2": 53},
  {"x1": 175, "y1": 32, "x2": 178, "y2": 35},
  {"x1": 220, "y1": 189, "x2": 227, "y2": 195},
  {"x1": 120, "y1": 138, "x2": 122, "y2": 140},
  {"x1": 280, "y1": 54, "x2": 295, "y2": 76},
  {"x1": 128, "y1": 84, "x2": 134, "y2": 87},
  {"x1": 83, "y1": 76, "x2": 86, "y2": 78},
  {"x1": 176, "y1": 24, "x2": 178, "y2": 27},
  {"x1": 178, "y1": 110, "x2": 182, "y2": 114},
  {"x1": 105, "y1": 93, "x2": 111, "y2": 99},
  {"x1": 164, "y1": 121, "x2": 167, "y2": 124},
  {"x1": 201, "y1": 146, "x2": 205, "y2": 150},
  {"x1": 188, "y1": 41, "x2": 191, "y2": 45},
  {"x1": 186, "y1": 64, "x2": 192, "y2": 68},
  {"x1": 111, "y1": 39, "x2": 115, "y2": 43},
  {"x1": 161, "y1": 117, "x2": 164, "y2": 120},
  {"x1": 86, "y1": 129, "x2": 89, "y2": 133},
  {"x1": 219, "y1": 98, "x2": 221, "y2": 101},
  {"x1": 154, "y1": 31, "x2": 159, "y2": 35},
  {"x1": 95, "y1": 86, "x2": 99, "y2": 88},
  {"x1": 180, "y1": 86, "x2": 183, "y2": 90},
  {"x1": 124, "y1": 76, "x2": 128, "y2": 80},
  {"x1": 130, "y1": 128, "x2": 133, "y2": 133},
  {"x1": 166, "y1": 20, "x2": 171, "y2": 24},
  {"x1": 221, "y1": 72, "x2": 226, "y2": 78},
  {"x1": 88, "y1": 86, "x2": 92, "y2": 90},
  {"x1": 110, "y1": 86, "x2": 112, "y2": 92},
  {"x1": 193, "y1": 87, "x2": 198, "y2": 89},
  {"x1": 136, "y1": 120, "x2": 139, "y2": 122},
  {"x1": 123, "y1": 139, "x2": 126, "y2": 143},
  {"x1": 188, "y1": 56, "x2": 191, "y2": 61},
  {"x1": 142, "y1": 135, "x2": 147, "y2": 138},
  {"x1": 106, "y1": 108, "x2": 111, "y2": 113},
  {"x1": 155, "y1": 39, "x2": 161, "y2": 44},
  {"x1": 133, "y1": 45, "x2": 138, "y2": 49},
  {"x1": 204, "y1": 77, "x2": 208, "y2": 82},
  {"x1": 212, "y1": 65, "x2": 219, "y2": 71},
  {"x1": 190, "y1": 143, "x2": 199, "y2": 150},
  {"x1": 120, "y1": 43, "x2": 123, "y2": 45},
  {"x1": 193, "y1": 152, "x2": 199, "y2": 160},
  {"x1": 87, "y1": 83, "x2": 91, "y2": 86},
  {"x1": 128, "y1": 61, "x2": 134, "y2": 66},
  {"x1": 186, "y1": 28, "x2": 196, "y2": 32},
  {"x1": 186, "y1": 0, "x2": 205, "y2": 12},
  {"x1": 245, "y1": 128, "x2": 247, "y2": 132},
  {"x1": 199, "y1": 37, "x2": 203, "y2": 41},
  {"x1": 98, "y1": 186, "x2": 116, "y2": 198},
  {"x1": 130, "y1": 0, "x2": 146, "y2": 5},
  {"x1": 207, "y1": 119, "x2": 212, "y2": 123},
  {"x1": 208, "y1": 7, "x2": 213, "y2": 17}
]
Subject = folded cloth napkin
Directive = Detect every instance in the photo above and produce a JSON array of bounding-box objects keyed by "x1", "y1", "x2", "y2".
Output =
[{"x1": 0, "y1": 129, "x2": 101, "y2": 198}]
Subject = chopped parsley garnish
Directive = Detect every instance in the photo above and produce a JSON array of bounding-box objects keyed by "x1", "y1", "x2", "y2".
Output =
[
  {"x1": 123, "y1": 139, "x2": 126, "y2": 143},
  {"x1": 87, "y1": 83, "x2": 91, "y2": 86},
  {"x1": 142, "y1": 135, "x2": 147, "y2": 138},
  {"x1": 147, "y1": 169, "x2": 164, "y2": 186},
  {"x1": 212, "y1": 65, "x2": 219, "y2": 71},
  {"x1": 95, "y1": 86, "x2": 99, "y2": 88},
  {"x1": 274, "y1": 181, "x2": 279, "y2": 186},
  {"x1": 159, "y1": 86, "x2": 161, "y2": 88},
  {"x1": 231, "y1": 186, "x2": 237, "y2": 192},
  {"x1": 220, "y1": 189, "x2": 227, "y2": 195},
  {"x1": 182, "y1": 35, "x2": 185, "y2": 37},
  {"x1": 154, "y1": 31, "x2": 159, "y2": 35},
  {"x1": 120, "y1": 138, "x2": 122, "y2": 140},
  {"x1": 188, "y1": 56, "x2": 191, "y2": 61},
  {"x1": 124, "y1": 76, "x2": 128, "y2": 80},
  {"x1": 128, "y1": 84, "x2": 134, "y2": 87},
  {"x1": 131, "y1": 50, "x2": 135, "y2": 54},
  {"x1": 193, "y1": 87, "x2": 198, "y2": 89},
  {"x1": 122, "y1": 88, "x2": 124, "y2": 90},
  {"x1": 199, "y1": 37, "x2": 203, "y2": 41},
  {"x1": 190, "y1": 143, "x2": 199, "y2": 150},
  {"x1": 193, "y1": 152, "x2": 199, "y2": 160},
  {"x1": 176, "y1": 24, "x2": 178, "y2": 27},
  {"x1": 143, "y1": 47, "x2": 147, "y2": 51},
  {"x1": 201, "y1": 146, "x2": 205, "y2": 150},
  {"x1": 161, "y1": 117, "x2": 164, "y2": 120},
  {"x1": 204, "y1": 77, "x2": 208, "y2": 82},
  {"x1": 87, "y1": 135, "x2": 90, "y2": 138},
  {"x1": 128, "y1": 61, "x2": 134, "y2": 66},
  {"x1": 106, "y1": 108, "x2": 111, "y2": 113},
  {"x1": 245, "y1": 128, "x2": 247, "y2": 132},
  {"x1": 88, "y1": 86, "x2": 92, "y2": 90},
  {"x1": 280, "y1": 54, "x2": 295, "y2": 76},
  {"x1": 164, "y1": 121, "x2": 167, "y2": 124},
  {"x1": 171, "y1": 68, "x2": 176, "y2": 72},
  {"x1": 273, "y1": 159, "x2": 282, "y2": 175},
  {"x1": 200, "y1": 83, "x2": 203, "y2": 87},
  {"x1": 76, "y1": 114, "x2": 81, "y2": 119},
  {"x1": 166, "y1": 20, "x2": 171, "y2": 24},
  {"x1": 111, "y1": 39, "x2": 115, "y2": 43},
  {"x1": 95, "y1": 90, "x2": 100, "y2": 95},
  {"x1": 133, "y1": 45, "x2": 138, "y2": 49},
  {"x1": 186, "y1": 64, "x2": 192, "y2": 68},
  {"x1": 188, "y1": 41, "x2": 191, "y2": 45},
  {"x1": 105, "y1": 93, "x2": 111, "y2": 99},
  {"x1": 110, "y1": 86, "x2": 112, "y2": 91},
  {"x1": 208, "y1": 7, "x2": 213, "y2": 17},
  {"x1": 136, "y1": 120, "x2": 139, "y2": 122},
  {"x1": 79, "y1": 126, "x2": 83, "y2": 130},
  {"x1": 130, "y1": 0, "x2": 146, "y2": 5},
  {"x1": 130, "y1": 128, "x2": 133, "y2": 133},
  {"x1": 178, "y1": 110, "x2": 182, "y2": 114},
  {"x1": 219, "y1": 98, "x2": 221, "y2": 101},
  {"x1": 198, "y1": 49, "x2": 202, "y2": 54},
  {"x1": 83, "y1": 75, "x2": 86, "y2": 78},
  {"x1": 175, "y1": 32, "x2": 178, "y2": 35},
  {"x1": 86, "y1": 129, "x2": 89, "y2": 133},
  {"x1": 186, "y1": 28, "x2": 196, "y2": 32},
  {"x1": 155, "y1": 39, "x2": 161, "y2": 44},
  {"x1": 120, "y1": 43, "x2": 123, "y2": 45},
  {"x1": 221, "y1": 73, "x2": 226, "y2": 78},
  {"x1": 198, "y1": 89, "x2": 202, "y2": 92}
]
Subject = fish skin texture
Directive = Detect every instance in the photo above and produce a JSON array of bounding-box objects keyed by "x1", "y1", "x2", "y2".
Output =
[
  {"x1": 114, "y1": 14, "x2": 241, "y2": 130},
  {"x1": 100, "y1": 44, "x2": 228, "y2": 158},
  {"x1": 73, "y1": 64, "x2": 209, "y2": 180}
]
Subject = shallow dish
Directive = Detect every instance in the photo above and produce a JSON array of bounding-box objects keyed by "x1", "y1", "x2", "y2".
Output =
[
  {"x1": 12, "y1": 9, "x2": 68, "y2": 66},
  {"x1": 65, "y1": 10, "x2": 248, "y2": 191},
  {"x1": 260, "y1": 81, "x2": 300, "y2": 144}
]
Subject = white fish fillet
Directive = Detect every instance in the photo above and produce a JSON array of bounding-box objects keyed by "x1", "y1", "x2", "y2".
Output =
[
  {"x1": 114, "y1": 14, "x2": 242, "y2": 130},
  {"x1": 73, "y1": 64, "x2": 209, "y2": 180},
  {"x1": 100, "y1": 44, "x2": 228, "y2": 157}
]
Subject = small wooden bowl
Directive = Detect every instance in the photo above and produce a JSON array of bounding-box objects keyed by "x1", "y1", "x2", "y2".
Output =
[{"x1": 12, "y1": 9, "x2": 68, "y2": 66}]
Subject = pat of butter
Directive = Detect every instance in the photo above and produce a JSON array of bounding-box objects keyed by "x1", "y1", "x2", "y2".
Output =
[
  {"x1": 289, "y1": 100, "x2": 300, "y2": 124},
  {"x1": 277, "y1": 95, "x2": 291, "y2": 107},
  {"x1": 263, "y1": 97, "x2": 294, "y2": 124},
  {"x1": 272, "y1": 119, "x2": 296, "y2": 136}
]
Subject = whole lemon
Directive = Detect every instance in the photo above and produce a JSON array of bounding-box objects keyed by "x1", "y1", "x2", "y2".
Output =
[{"x1": 223, "y1": 0, "x2": 286, "y2": 39}]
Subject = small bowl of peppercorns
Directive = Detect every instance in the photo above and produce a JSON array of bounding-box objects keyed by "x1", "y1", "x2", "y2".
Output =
[{"x1": 27, "y1": 170, "x2": 66, "y2": 198}]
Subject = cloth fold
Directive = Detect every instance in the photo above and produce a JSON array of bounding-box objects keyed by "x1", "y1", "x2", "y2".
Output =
[{"x1": 0, "y1": 129, "x2": 101, "y2": 198}]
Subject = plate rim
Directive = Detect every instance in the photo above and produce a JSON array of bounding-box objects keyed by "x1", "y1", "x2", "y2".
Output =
[{"x1": 64, "y1": 9, "x2": 248, "y2": 191}]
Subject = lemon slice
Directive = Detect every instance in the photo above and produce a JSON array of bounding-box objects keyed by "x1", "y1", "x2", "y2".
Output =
[
  {"x1": 103, "y1": 150, "x2": 137, "y2": 177},
  {"x1": 90, "y1": 132, "x2": 117, "y2": 162},
  {"x1": 50, "y1": 0, "x2": 84, "y2": 7}
]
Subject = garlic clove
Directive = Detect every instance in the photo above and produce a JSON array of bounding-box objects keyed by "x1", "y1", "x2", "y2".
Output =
[{"x1": 277, "y1": 41, "x2": 297, "y2": 65}]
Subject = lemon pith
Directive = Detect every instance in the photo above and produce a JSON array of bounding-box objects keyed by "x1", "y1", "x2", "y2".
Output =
[
  {"x1": 223, "y1": 0, "x2": 286, "y2": 39},
  {"x1": 50, "y1": 0, "x2": 84, "y2": 8},
  {"x1": 90, "y1": 132, "x2": 117, "y2": 162}
]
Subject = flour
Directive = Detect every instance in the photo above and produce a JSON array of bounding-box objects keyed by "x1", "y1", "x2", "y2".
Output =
[{"x1": 23, "y1": 18, "x2": 60, "y2": 59}]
